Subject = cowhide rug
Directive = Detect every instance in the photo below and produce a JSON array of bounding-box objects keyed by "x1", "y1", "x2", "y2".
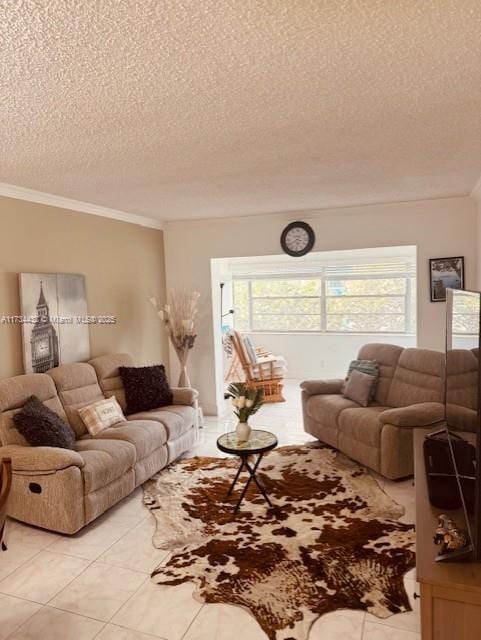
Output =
[{"x1": 143, "y1": 444, "x2": 415, "y2": 640}]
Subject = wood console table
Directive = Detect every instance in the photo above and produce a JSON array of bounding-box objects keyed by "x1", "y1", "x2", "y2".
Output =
[{"x1": 414, "y1": 429, "x2": 481, "y2": 639}]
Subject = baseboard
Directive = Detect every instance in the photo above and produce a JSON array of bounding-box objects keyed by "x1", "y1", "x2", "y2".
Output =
[{"x1": 201, "y1": 402, "x2": 219, "y2": 417}]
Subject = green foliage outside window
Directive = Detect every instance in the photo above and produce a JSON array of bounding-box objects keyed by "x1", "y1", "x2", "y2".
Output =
[{"x1": 233, "y1": 271, "x2": 416, "y2": 334}]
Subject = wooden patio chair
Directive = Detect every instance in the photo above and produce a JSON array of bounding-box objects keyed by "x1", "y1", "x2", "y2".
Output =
[
  {"x1": 229, "y1": 331, "x2": 286, "y2": 403},
  {"x1": 225, "y1": 334, "x2": 271, "y2": 383},
  {"x1": 0, "y1": 457, "x2": 12, "y2": 551}
]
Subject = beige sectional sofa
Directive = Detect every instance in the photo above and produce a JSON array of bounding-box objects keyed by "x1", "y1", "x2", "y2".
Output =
[
  {"x1": 445, "y1": 347, "x2": 478, "y2": 432},
  {"x1": 301, "y1": 344, "x2": 445, "y2": 479},
  {"x1": 0, "y1": 353, "x2": 198, "y2": 534}
]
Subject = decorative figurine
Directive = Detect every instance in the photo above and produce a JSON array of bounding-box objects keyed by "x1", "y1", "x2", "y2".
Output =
[{"x1": 434, "y1": 514, "x2": 469, "y2": 555}]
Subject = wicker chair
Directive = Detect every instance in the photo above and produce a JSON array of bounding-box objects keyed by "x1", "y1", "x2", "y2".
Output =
[
  {"x1": 229, "y1": 331, "x2": 286, "y2": 403},
  {"x1": 0, "y1": 457, "x2": 12, "y2": 551}
]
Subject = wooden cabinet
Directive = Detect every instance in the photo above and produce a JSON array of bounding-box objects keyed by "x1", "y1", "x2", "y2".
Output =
[
  {"x1": 421, "y1": 582, "x2": 481, "y2": 639},
  {"x1": 414, "y1": 430, "x2": 481, "y2": 639}
]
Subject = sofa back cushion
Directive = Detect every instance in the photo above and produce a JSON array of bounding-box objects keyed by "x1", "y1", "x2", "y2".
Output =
[
  {"x1": 0, "y1": 374, "x2": 67, "y2": 446},
  {"x1": 243, "y1": 336, "x2": 258, "y2": 364},
  {"x1": 446, "y1": 348, "x2": 478, "y2": 410},
  {"x1": 387, "y1": 348, "x2": 444, "y2": 408},
  {"x1": 357, "y1": 344, "x2": 403, "y2": 405},
  {"x1": 89, "y1": 353, "x2": 134, "y2": 412},
  {"x1": 48, "y1": 363, "x2": 105, "y2": 437},
  {"x1": 445, "y1": 348, "x2": 478, "y2": 431}
]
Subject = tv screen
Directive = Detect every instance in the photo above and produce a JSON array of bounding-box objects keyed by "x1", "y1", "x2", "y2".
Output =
[
  {"x1": 446, "y1": 289, "x2": 480, "y2": 432},
  {"x1": 445, "y1": 288, "x2": 481, "y2": 561}
]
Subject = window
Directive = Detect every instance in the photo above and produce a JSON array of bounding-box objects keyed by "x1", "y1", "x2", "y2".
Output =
[{"x1": 233, "y1": 260, "x2": 416, "y2": 334}]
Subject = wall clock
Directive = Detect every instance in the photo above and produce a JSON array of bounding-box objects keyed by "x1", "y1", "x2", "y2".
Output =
[{"x1": 280, "y1": 221, "x2": 315, "y2": 257}]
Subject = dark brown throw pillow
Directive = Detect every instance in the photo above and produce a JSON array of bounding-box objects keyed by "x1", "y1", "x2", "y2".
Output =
[
  {"x1": 13, "y1": 395, "x2": 76, "y2": 449},
  {"x1": 119, "y1": 365, "x2": 173, "y2": 415}
]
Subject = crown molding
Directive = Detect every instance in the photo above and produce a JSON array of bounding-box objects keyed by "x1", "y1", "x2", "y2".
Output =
[
  {"x1": 471, "y1": 174, "x2": 481, "y2": 202},
  {"x1": 0, "y1": 182, "x2": 164, "y2": 230}
]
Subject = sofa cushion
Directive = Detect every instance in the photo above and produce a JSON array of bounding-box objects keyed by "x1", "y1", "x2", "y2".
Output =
[
  {"x1": 380, "y1": 402, "x2": 444, "y2": 427},
  {"x1": 343, "y1": 359, "x2": 380, "y2": 401},
  {"x1": 127, "y1": 405, "x2": 196, "y2": 440},
  {"x1": 13, "y1": 395, "x2": 76, "y2": 450},
  {"x1": 0, "y1": 374, "x2": 67, "y2": 446},
  {"x1": 305, "y1": 394, "x2": 359, "y2": 432},
  {"x1": 75, "y1": 439, "x2": 136, "y2": 494},
  {"x1": 446, "y1": 349, "x2": 478, "y2": 431},
  {"x1": 0, "y1": 443, "x2": 84, "y2": 472},
  {"x1": 300, "y1": 379, "x2": 344, "y2": 396},
  {"x1": 387, "y1": 348, "x2": 444, "y2": 408},
  {"x1": 445, "y1": 405, "x2": 478, "y2": 432},
  {"x1": 48, "y1": 363, "x2": 105, "y2": 437},
  {"x1": 119, "y1": 365, "x2": 173, "y2": 414},
  {"x1": 167, "y1": 425, "x2": 198, "y2": 463},
  {"x1": 171, "y1": 387, "x2": 198, "y2": 406},
  {"x1": 338, "y1": 406, "x2": 388, "y2": 449},
  {"x1": 78, "y1": 396, "x2": 125, "y2": 435},
  {"x1": 343, "y1": 370, "x2": 376, "y2": 407},
  {"x1": 253, "y1": 363, "x2": 287, "y2": 379},
  {"x1": 85, "y1": 420, "x2": 168, "y2": 459},
  {"x1": 357, "y1": 344, "x2": 403, "y2": 405},
  {"x1": 243, "y1": 336, "x2": 258, "y2": 364},
  {"x1": 89, "y1": 353, "x2": 134, "y2": 412},
  {"x1": 446, "y1": 348, "x2": 478, "y2": 411}
]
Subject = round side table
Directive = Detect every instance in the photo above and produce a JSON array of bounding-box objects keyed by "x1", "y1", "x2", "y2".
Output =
[{"x1": 217, "y1": 429, "x2": 278, "y2": 513}]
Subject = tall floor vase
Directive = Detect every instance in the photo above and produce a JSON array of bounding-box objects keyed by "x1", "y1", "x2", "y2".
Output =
[{"x1": 173, "y1": 344, "x2": 192, "y2": 388}]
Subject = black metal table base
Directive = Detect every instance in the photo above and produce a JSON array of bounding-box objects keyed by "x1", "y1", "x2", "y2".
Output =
[{"x1": 226, "y1": 453, "x2": 273, "y2": 512}]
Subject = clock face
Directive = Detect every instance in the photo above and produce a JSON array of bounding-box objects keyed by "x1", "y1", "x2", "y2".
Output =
[
  {"x1": 281, "y1": 221, "x2": 315, "y2": 257},
  {"x1": 35, "y1": 337, "x2": 50, "y2": 358}
]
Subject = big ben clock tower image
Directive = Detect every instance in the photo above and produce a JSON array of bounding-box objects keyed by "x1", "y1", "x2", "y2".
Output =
[
  {"x1": 20, "y1": 272, "x2": 90, "y2": 374},
  {"x1": 30, "y1": 281, "x2": 59, "y2": 373}
]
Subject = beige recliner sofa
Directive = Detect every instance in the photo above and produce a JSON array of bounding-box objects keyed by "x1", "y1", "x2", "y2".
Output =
[
  {"x1": 301, "y1": 344, "x2": 445, "y2": 479},
  {"x1": 445, "y1": 347, "x2": 478, "y2": 432},
  {"x1": 0, "y1": 353, "x2": 198, "y2": 534}
]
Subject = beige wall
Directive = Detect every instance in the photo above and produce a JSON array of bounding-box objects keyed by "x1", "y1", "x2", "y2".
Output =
[
  {"x1": 0, "y1": 196, "x2": 168, "y2": 379},
  {"x1": 164, "y1": 196, "x2": 478, "y2": 414}
]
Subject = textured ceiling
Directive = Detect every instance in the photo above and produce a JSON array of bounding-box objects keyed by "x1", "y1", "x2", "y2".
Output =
[{"x1": 2, "y1": 1, "x2": 481, "y2": 222}]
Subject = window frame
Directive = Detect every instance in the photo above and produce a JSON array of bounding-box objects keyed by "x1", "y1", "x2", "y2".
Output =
[{"x1": 233, "y1": 266, "x2": 416, "y2": 335}]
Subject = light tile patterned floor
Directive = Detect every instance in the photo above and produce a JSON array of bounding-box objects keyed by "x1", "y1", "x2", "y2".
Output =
[{"x1": 0, "y1": 381, "x2": 419, "y2": 640}]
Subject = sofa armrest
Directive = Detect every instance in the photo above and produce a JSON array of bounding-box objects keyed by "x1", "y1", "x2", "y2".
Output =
[
  {"x1": 380, "y1": 402, "x2": 445, "y2": 428},
  {"x1": 0, "y1": 445, "x2": 85, "y2": 473},
  {"x1": 171, "y1": 387, "x2": 199, "y2": 407},
  {"x1": 300, "y1": 379, "x2": 344, "y2": 396}
]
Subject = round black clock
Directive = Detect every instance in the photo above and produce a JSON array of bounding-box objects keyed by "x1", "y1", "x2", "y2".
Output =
[{"x1": 280, "y1": 221, "x2": 315, "y2": 257}]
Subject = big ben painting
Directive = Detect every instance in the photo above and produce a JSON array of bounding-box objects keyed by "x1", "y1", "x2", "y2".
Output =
[
  {"x1": 30, "y1": 281, "x2": 60, "y2": 372},
  {"x1": 19, "y1": 273, "x2": 90, "y2": 374}
]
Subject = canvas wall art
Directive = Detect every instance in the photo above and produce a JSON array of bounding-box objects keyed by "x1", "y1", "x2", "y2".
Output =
[{"x1": 19, "y1": 273, "x2": 90, "y2": 373}]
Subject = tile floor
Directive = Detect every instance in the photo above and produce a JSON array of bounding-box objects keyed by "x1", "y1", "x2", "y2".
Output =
[{"x1": 0, "y1": 381, "x2": 419, "y2": 640}]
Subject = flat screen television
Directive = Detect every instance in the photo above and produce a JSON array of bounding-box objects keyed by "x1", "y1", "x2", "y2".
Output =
[{"x1": 444, "y1": 287, "x2": 481, "y2": 562}]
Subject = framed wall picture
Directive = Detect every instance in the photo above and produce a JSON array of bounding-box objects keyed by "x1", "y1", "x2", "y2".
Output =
[
  {"x1": 429, "y1": 256, "x2": 465, "y2": 302},
  {"x1": 19, "y1": 273, "x2": 90, "y2": 373}
]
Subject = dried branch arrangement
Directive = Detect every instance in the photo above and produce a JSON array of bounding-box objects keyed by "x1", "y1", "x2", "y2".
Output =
[{"x1": 149, "y1": 289, "x2": 200, "y2": 387}]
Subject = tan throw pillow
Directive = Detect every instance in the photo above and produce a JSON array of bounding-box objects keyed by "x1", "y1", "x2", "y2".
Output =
[
  {"x1": 78, "y1": 396, "x2": 125, "y2": 436},
  {"x1": 343, "y1": 369, "x2": 376, "y2": 407}
]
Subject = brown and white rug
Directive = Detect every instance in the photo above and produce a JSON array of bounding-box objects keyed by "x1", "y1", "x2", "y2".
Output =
[{"x1": 143, "y1": 444, "x2": 415, "y2": 640}]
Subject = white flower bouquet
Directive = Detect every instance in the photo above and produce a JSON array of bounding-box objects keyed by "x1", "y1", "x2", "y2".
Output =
[{"x1": 227, "y1": 382, "x2": 264, "y2": 425}]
